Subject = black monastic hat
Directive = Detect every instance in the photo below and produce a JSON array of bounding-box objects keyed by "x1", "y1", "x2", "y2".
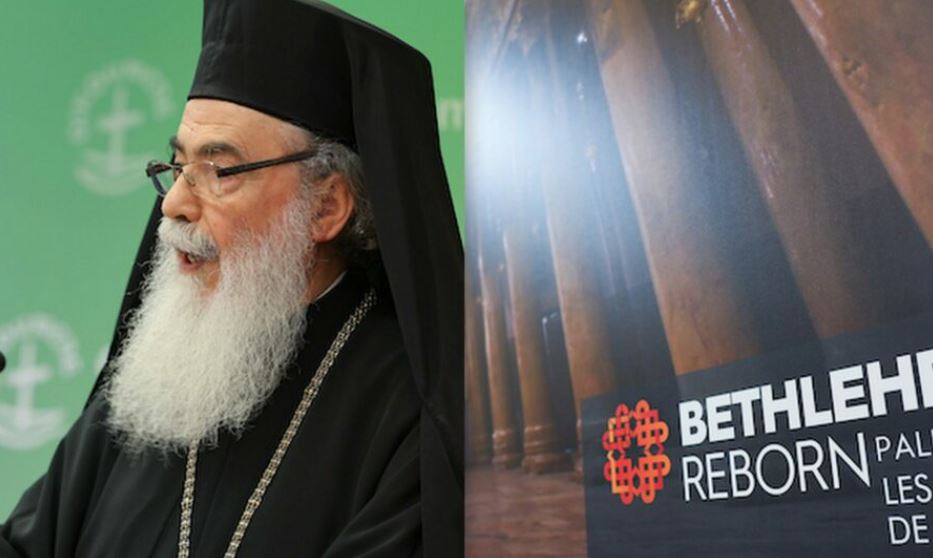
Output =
[{"x1": 91, "y1": 0, "x2": 464, "y2": 554}]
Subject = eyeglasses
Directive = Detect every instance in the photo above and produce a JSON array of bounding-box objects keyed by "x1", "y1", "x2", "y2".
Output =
[{"x1": 145, "y1": 150, "x2": 317, "y2": 198}]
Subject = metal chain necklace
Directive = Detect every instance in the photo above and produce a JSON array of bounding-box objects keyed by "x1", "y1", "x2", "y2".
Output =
[{"x1": 177, "y1": 288, "x2": 377, "y2": 558}]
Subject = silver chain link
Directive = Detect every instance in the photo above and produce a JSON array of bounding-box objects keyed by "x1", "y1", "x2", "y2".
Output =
[
  {"x1": 177, "y1": 440, "x2": 199, "y2": 558},
  {"x1": 177, "y1": 288, "x2": 376, "y2": 558}
]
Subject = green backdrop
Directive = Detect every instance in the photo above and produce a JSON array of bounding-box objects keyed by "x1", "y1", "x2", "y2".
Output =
[{"x1": 0, "y1": 0, "x2": 462, "y2": 518}]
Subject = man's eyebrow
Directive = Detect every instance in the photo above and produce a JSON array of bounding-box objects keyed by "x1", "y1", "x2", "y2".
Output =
[
  {"x1": 168, "y1": 136, "x2": 245, "y2": 161},
  {"x1": 169, "y1": 135, "x2": 183, "y2": 154}
]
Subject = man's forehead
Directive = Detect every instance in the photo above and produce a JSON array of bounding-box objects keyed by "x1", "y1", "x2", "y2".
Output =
[
  {"x1": 173, "y1": 99, "x2": 289, "y2": 159},
  {"x1": 169, "y1": 134, "x2": 242, "y2": 159}
]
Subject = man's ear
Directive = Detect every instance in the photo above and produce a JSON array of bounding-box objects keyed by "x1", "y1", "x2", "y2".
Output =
[{"x1": 310, "y1": 174, "x2": 355, "y2": 243}]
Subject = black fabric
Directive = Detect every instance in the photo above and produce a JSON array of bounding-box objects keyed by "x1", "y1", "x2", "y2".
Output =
[
  {"x1": 1, "y1": 274, "x2": 425, "y2": 557},
  {"x1": 190, "y1": 1, "x2": 354, "y2": 147}
]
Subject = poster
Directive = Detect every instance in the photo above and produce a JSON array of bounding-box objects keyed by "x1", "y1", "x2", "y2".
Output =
[{"x1": 465, "y1": 1, "x2": 933, "y2": 555}]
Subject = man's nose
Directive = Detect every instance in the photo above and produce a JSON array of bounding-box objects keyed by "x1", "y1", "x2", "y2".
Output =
[{"x1": 160, "y1": 174, "x2": 202, "y2": 223}]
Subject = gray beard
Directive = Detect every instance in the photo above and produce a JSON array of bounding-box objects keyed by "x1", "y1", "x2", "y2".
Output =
[{"x1": 105, "y1": 197, "x2": 315, "y2": 454}]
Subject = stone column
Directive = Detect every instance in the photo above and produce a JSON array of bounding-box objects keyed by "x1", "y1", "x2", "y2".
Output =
[
  {"x1": 501, "y1": 223, "x2": 571, "y2": 473},
  {"x1": 512, "y1": 18, "x2": 618, "y2": 476},
  {"x1": 683, "y1": 0, "x2": 882, "y2": 338},
  {"x1": 465, "y1": 270, "x2": 492, "y2": 465},
  {"x1": 584, "y1": 0, "x2": 762, "y2": 373},
  {"x1": 479, "y1": 248, "x2": 522, "y2": 469},
  {"x1": 791, "y1": 0, "x2": 933, "y2": 250}
]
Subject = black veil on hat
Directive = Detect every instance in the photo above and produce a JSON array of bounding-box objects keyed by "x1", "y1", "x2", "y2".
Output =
[{"x1": 90, "y1": 0, "x2": 464, "y2": 554}]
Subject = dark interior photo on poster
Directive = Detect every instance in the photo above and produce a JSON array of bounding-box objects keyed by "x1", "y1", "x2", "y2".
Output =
[{"x1": 464, "y1": 1, "x2": 933, "y2": 556}]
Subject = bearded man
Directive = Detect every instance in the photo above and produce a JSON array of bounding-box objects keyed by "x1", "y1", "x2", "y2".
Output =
[{"x1": 0, "y1": 1, "x2": 463, "y2": 557}]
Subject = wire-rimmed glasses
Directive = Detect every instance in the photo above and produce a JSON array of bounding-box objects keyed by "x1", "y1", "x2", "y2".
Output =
[{"x1": 145, "y1": 150, "x2": 317, "y2": 198}]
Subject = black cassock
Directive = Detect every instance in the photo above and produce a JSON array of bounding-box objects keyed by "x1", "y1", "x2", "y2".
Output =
[{"x1": 0, "y1": 272, "x2": 424, "y2": 557}]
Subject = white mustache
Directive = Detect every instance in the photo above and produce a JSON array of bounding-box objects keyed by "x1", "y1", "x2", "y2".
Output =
[{"x1": 157, "y1": 218, "x2": 219, "y2": 260}]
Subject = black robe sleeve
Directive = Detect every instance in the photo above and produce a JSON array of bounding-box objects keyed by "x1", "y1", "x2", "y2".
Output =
[{"x1": 0, "y1": 398, "x2": 112, "y2": 558}]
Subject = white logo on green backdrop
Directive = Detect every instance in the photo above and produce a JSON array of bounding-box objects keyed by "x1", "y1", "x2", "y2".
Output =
[
  {"x1": 0, "y1": 314, "x2": 82, "y2": 450},
  {"x1": 68, "y1": 59, "x2": 174, "y2": 196}
]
